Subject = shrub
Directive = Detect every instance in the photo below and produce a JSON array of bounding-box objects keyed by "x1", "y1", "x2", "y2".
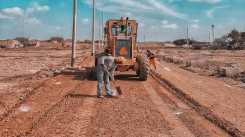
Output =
[{"x1": 193, "y1": 44, "x2": 202, "y2": 50}]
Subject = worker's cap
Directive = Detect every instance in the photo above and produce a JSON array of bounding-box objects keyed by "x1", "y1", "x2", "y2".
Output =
[
  {"x1": 105, "y1": 48, "x2": 111, "y2": 53},
  {"x1": 147, "y1": 49, "x2": 151, "y2": 52},
  {"x1": 115, "y1": 56, "x2": 126, "y2": 65}
]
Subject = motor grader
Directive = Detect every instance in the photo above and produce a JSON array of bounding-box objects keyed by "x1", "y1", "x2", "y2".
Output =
[{"x1": 95, "y1": 17, "x2": 150, "y2": 81}]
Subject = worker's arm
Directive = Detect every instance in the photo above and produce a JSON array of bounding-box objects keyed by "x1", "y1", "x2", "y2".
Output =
[{"x1": 147, "y1": 52, "x2": 150, "y2": 57}]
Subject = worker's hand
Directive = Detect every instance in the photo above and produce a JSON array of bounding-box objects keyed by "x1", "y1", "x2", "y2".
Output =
[
  {"x1": 111, "y1": 75, "x2": 114, "y2": 81},
  {"x1": 101, "y1": 64, "x2": 105, "y2": 69}
]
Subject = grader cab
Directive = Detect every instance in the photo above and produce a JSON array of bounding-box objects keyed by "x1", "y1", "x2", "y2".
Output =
[{"x1": 95, "y1": 17, "x2": 150, "y2": 81}]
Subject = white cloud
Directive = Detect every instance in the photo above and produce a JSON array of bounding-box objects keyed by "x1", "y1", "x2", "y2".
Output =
[
  {"x1": 109, "y1": 0, "x2": 151, "y2": 10},
  {"x1": 160, "y1": 20, "x2": 178, "y2": 29},
  {"x1": 2, "y1": 7, "x2": 24, "y2": 16},
  {"x1": 161, "y1": 20, "x2": 168, "y2": 25},
  {"x1": 126, "y1": 12, "x2": 131, "y2": 17},
  {"x1": 26, "y1": 8, "x2": 35, "y2": 13},
  {"x1": 148, "y1": 0, "x2": 186, "y2": 19},
  {"x1": 169, "y1": 0, "x2": 182, "y2": 2},
  {"x1": 82, "y1": 18, "x2": 89, "y2": 24},
  {"x1": 191, "y1": 24, "x2": 199, "y2": 29},
  {"x1": 56, "y1": 27, "x2": 61, "y2": 30},
  {"x1": 32, "y1": 2, "x2": 50, "y2": 11},
  {"x1": 27, "y1": 18, "x2": 40, "y2": 24},
  {"x1": 207, "y1": 6, "x2": 230, "y2": 18},
  {"x1": 192, "y1": 19, "x2": 199, "y2": 22},
  {"x1": 0, "y1": 13, "x2": 13, "y2": 19},
  {"x1": 82, "y1": 0, "x2": 151, "y2": 11},
  {"x1": 162, "y1": 24, "x2": 178, "y2": 29},
  {"x1": 60, "y1": 3, "x2": 65, "y2": 7},
  {"x1": 189, "y1": 0, "x2": 221, "y2": 3},
  {"x1": 139, "y1": 23, "x2": 145, "y2": 27}
]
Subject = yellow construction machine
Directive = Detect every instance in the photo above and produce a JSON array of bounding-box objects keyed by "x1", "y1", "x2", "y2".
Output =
[{"x1": 95, "y1": 17, "x2": 150, "y2": 81}]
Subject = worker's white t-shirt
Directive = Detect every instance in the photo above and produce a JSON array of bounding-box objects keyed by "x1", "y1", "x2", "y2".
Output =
[{"x1": 98, "y1": 56, "x2": 117, "y2": 76}]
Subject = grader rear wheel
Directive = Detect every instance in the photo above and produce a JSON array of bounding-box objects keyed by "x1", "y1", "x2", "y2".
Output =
[{"x1": 137, "y1": 53, "x2": 150, "y2": 81}]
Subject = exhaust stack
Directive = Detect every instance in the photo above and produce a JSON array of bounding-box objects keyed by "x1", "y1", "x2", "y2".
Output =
[{"x1": 126, "y1": 17, "x2": 129, "y2": 36}]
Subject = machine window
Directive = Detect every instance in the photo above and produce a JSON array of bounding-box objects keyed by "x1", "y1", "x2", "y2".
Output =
[{"x1": 112, "y1": 25, "x2": 131, "y2": 36}]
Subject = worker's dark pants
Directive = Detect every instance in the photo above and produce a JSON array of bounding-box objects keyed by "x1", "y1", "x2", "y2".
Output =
[{"x1": 97, "y1": 65, "x2": 111, "y2": 96}]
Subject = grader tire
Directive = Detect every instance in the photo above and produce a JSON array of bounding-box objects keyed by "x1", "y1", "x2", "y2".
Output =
[{"x1": 138, "y1": 53, "x2": 150, "y2": 81}]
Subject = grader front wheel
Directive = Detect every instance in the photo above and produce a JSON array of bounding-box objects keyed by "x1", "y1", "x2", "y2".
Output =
[{"x1": 137, "y1": 53, "x2": 150, "y2": 81}]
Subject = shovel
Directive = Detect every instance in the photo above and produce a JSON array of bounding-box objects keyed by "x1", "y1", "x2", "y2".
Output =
[{"x1": 105, "y1": 69, "x2": 122, "y2": 95}]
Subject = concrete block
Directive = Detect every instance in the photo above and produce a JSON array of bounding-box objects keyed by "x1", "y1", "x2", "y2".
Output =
[
  {"x1": 172, "y1": 57, "x2": 181, "y2": 64},
  {"x1": 185, "y1": 60, "x2": 199, "y2": 66},
  {"x1": 186, "y1": 60, "x2": 191, "y2": 66},
  {"x1": 223, "y1": 67, "x2": 238, "y2": 76},
  {"x1": 164, "y1": 56, "x2": 172, "y2": 62},
  {"x1": 217, "y1": 67, "x2": 226, "y2": 75},
  {"x1": 190, "y1": 61, "x2": 198, "y2": 66}
]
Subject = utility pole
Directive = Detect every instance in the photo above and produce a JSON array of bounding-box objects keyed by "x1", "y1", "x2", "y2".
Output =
[
  {"x1": 187, "y1": 27, "x2": 189, "y2": 51},
  {"x1": 102, "y1": 11, "x2": 103, "y2": 50},
  {"x1": 71, "y1": 0, "x2": 77, "y2": 67},
  {"x1": 91, "y1": 0, "x2": 95, "y2": 56},
  {"x1": 99, "y1": 19, "x2": 100, "y2": 54},
  {"x1": 212, "y1": 24, "x2": 215, "y2": 42},
  {"x1": 209, "y1": 33, "x2": 210, "y2": 44},
  {"x1": 22, "y1": 11, "x2": 25, "y2": 37},
  {"x1": 234, "y1": 27, "x2": 238, "y2": 48},
  {"x1": 22, "y1": 11, "x2": 25, "y2": 47}
]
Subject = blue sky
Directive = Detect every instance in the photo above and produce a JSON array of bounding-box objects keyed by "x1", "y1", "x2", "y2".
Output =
[{"x1": 0, "y1": 0, "x2": 244, "y2": 42}]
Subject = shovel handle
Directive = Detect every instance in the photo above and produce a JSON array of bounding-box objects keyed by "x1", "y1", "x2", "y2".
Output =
[{"x1": 104, "y1": 68, "x2": 118, "y2": 86}]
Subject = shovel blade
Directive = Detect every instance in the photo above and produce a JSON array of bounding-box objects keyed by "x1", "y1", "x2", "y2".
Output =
[{"x1": 116, "y1": 86, "x2": 122, "y2": 95}]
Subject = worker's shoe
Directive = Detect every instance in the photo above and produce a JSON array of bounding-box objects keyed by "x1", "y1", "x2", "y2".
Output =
[{"x1": 98, "y1": 95, "x2": 104, "y2": 99}]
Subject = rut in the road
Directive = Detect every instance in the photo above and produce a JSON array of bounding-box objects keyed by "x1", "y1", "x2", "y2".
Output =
[{"x1": 150, "y1": 71, "x2": 245, "y2": 137}]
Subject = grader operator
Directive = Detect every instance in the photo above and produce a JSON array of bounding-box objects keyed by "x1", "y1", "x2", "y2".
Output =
[{"x1": 95, "y1": 17, "x2": 150, "y2": 81}]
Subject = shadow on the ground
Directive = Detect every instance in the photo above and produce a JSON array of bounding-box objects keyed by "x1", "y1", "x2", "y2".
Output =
[
  {"x1": 68, "y1": 94, "x2": 98, "y2": 98},
  {"x1": 68, "y1": 94, "x2": 119, "y2": 99},
  {"x1": 54, "y1": 67, "x2": 93, "y2": 81},
  {"x1": 115, "y1": 74, "x2": 139, "y2": 81}
]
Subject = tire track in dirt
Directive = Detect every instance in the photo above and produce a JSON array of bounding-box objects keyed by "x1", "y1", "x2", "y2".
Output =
[
  {"x1": 142, "y1": 80, "x2": 195, "y2": 136},
  {"x1": 147, "y1": 77, "x2": 230, "y2": 137},
  {"x1": 25, "y1": 55, "x2": 97, "y2": 136},
  {"x1": 0, "y1": 53, "x2": 92, "y2": 136},
  {"x1": 68, "y1": 88, "x2": 97, "y2": 136},
  {"x1": 150, "y1": 70, "x2": 245, "y2": 137}
]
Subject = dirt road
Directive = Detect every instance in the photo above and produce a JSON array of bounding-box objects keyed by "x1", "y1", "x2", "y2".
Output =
[{"x1": 0, "y1": 51, "x2": 234, "y2": 136}]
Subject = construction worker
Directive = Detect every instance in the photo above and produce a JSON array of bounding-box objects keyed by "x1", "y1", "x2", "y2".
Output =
[
  {"x1": 147, "y1": 49, "x2": 156, "y2": 71},
  {"x1": 97, "y1": 56, "x2": 125, "y2": 99}
]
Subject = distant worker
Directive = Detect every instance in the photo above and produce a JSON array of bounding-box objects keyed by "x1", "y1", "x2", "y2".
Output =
[
  {"x1": 147, "y1": 49, "x2": 156, "y2": 72},
  {"x1": 97, "y1": 56, "x2": 125, "y2": 98}
]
